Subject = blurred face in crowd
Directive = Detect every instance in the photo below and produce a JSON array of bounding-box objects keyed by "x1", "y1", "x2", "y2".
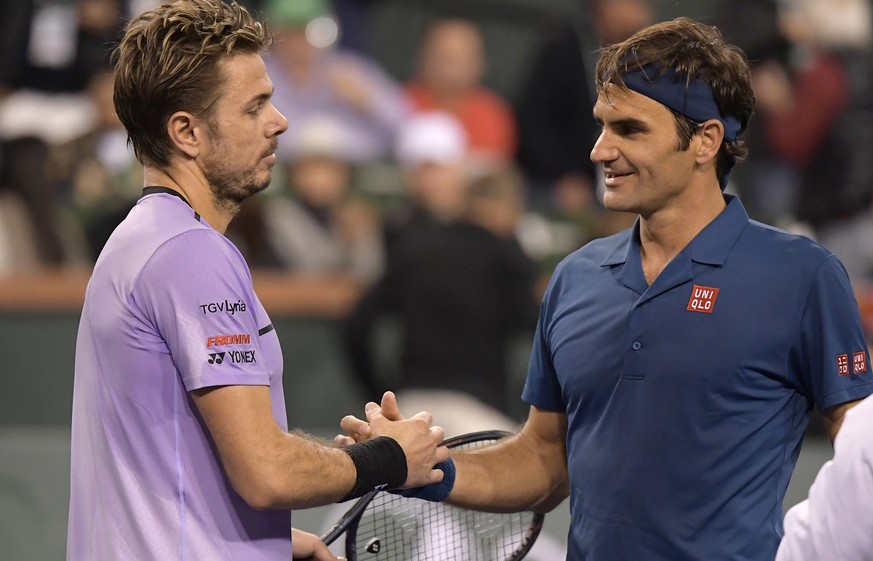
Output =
[
  {"x1": 88, "y1": 71, "x2": 123, "y2": 130},
  {"x1": 273, "y1": 25, "x2": 318, "y2": 71},
  {"x1": 406, "y1": 161, "x2": 468, "y2": 220},
  {"x1": 467, "y1": 191, "x2": 523, "y2": 239},
  {"x1": 199, "y1": 53, "x2": 288, "y2": 209},
  {"x1": 593, "y1": 0, "x2": 654, "y2": 45},
  {"x1": 77, "y1": 0, "x2": 122, "y2": 35},
  {"x1": 419, "y1": 20, "x2": 484, "y2": 98},
  {"x1": 289, "y1": 156, "x2": 350, "y2": 208}
]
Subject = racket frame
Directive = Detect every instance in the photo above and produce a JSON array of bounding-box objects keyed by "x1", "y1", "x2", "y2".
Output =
[{"x1": 318, "y1": 430, "x2": 545, "y2": 561}]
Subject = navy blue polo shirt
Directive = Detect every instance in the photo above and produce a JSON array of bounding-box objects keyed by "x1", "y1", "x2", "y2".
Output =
[{"x1": 523, "y1": 196, "x2": 873, "y2": 561}]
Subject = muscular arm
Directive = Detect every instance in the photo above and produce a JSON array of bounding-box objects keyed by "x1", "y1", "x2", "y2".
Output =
[
  {"x1": 193, "y1": 385, "x2": 354, "y2": 510},
  {"x1": 821, "y1": 398, "x2": 864, "y2": 443},
  {"x1": 448, "y1": 406, "x2": 569, "y2": 514},
  {"x1": 193, "y1": 385, "x2": 447, "y2": 510}
]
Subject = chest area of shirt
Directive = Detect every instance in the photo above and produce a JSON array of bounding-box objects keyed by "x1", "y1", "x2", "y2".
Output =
[{"x1": 546, "y1": 272, "x2": 798, "y2": 400}]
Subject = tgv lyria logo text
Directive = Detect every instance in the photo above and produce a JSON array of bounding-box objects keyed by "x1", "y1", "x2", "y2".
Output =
[{"x1": 199, "y1": 300, "x2": 247, "y2": 315}]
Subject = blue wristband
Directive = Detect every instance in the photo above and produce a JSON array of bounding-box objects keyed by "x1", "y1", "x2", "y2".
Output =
[{"x1": 391, "y1": 458, "x2": 456, "y2": 502}]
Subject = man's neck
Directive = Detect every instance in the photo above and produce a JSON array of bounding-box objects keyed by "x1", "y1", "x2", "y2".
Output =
[
  {"x1": 638, "y1": 188, "x2": 726, "y2": 285},
  {"x1": 142, "y1": 166, "x2": 235, "y2": 234}
]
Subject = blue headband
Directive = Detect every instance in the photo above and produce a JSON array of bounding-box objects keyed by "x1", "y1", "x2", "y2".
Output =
[{"x1": 620, "y1": 64, "x2": 742, "y2": 142}]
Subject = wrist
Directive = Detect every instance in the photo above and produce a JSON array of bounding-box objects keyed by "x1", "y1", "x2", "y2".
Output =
[{"x1": 341, "y1": 436, "x2": 407, "y2": 502}]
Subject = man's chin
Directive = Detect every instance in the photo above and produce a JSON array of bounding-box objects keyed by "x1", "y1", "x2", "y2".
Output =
[{"x1": 241, "y1": 173, "x2": 273, "y2": 199}]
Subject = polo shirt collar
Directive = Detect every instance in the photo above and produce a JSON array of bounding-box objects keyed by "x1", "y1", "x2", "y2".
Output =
[
  {"x1": 601, "y1": 195, "x2": 748, "y2": 268},
  {"x1": 687, "y1": 194, "x2": 749, "y2": 265}
]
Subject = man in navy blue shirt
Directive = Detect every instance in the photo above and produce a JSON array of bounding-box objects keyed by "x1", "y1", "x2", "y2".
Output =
[{"x1": 341, "y1": 17, "x2": 873, "y2": 561}]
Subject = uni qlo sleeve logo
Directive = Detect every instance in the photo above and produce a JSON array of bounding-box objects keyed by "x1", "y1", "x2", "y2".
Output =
[
  {"x1": 837, "y1": 354, "x2": 850, "y2": 376},
  {"x1": 853, "y1": 351, "x2": 867, "y2": 374},
  {"x1": 687, "y1": 285, "x2": 719, "y2": 314}
]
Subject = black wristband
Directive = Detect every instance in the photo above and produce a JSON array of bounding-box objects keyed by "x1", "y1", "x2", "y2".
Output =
[{"x1": 341, "y1": 436, "x2": 408, "y2": 502}]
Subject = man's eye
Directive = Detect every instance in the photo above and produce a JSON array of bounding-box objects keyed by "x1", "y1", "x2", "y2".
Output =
[{"x1": 618, "y1": 125, "x2": 644, "y2": 136}]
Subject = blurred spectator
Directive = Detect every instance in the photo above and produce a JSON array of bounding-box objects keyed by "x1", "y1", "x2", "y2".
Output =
[
  {"x1": 404, "y1": 19, "x2": 517, "y2": 168},
  {"x1": 0, "y1": 0, "x2": 127, "y2": 269},
  {"x1": 0, "y1": 0, "x2": 122, "y2": 95},
  {"x1": 0, "y1": 186, "x2": 42, "y2": 274},
  {"x1": 263, "y1": 0, "x2": 409, "y2": 164},
  {"x1": 514, "y1": 0, "x2": 653, "y2": 212},
  {"x1": 384, "y1": 111, "x2": 470, "y2": 261},
  {"x1": 51, "y1": 68, "x2": 143, "y2": 262},
  {"x1": 710, "y1": 0, "x2": 792, "y2": 222},
  {"x1": 343, "y1": 165, "x2": 539, "y2": 435},
  {"x1": 331, "y1": 0, "x2": 379, "y2": 55},
  {"x1": 259, "y1": 116, "x2": 385, "y2": 281},
  {"x1": 752, "y1": 0, "x2": 873, "y2": 282}
]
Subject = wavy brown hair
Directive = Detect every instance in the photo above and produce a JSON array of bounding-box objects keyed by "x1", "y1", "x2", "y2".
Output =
[
  {"x1": 113, "y1": 0, "x2": 270, "y2": 167},
  {"x1": 595, "y1": 17, "x2": 756, "y2": 184}
]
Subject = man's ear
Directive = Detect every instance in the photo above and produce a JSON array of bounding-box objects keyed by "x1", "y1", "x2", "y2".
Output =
[
  {"x1": 167, "y1": 111, "x2": 204, "y2": 159},
  {"x1": 695, "y1": 119, "x2": 724, "y2": 165}
]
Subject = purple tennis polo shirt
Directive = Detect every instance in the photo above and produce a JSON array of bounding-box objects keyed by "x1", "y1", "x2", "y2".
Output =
[{"x1": 67, "y1": 190, "x2": 290, "y2": 560}]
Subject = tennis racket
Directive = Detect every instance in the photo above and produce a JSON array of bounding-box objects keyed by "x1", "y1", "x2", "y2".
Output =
[{"x1": 318, "y1": 430, "x2": 544, "y2": 561}]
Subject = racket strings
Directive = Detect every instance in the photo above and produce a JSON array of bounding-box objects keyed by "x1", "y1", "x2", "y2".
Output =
[{"x1": 350, "y1": 437, "x2": 540, "y2": 560}]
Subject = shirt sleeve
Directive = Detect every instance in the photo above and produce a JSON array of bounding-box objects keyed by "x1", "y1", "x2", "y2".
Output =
[
  {"x1": 521, "y1": 273, "x2": 565, "y2": 411},
  {"x1": 133, "y1": 229, "x2": 270, "y2": 391},
  {"x1": 797, "y1": 255, "x2": 873, "y2": 411},
  {"x1": 776, "y1": 397, "x2": 873, "y2": 561}
]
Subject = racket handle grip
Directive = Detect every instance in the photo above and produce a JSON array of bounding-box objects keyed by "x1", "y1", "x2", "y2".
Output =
[{"x1": 392, "y1": 458, "x2": 456, "y2": 502}]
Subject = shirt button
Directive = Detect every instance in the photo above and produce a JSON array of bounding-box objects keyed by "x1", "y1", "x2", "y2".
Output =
[{"x1": 632, "y1": 341, "x2": 642, "y2": 350}]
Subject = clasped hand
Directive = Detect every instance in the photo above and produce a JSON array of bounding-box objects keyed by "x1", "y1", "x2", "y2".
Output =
[{"x1": 337, "y1": 391, "x2": 448, "y2": 489}]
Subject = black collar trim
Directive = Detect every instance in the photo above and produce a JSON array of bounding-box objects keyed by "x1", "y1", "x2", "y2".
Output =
[{"x1": 141, "y1": 186, "x2": 200, "y2": 221}]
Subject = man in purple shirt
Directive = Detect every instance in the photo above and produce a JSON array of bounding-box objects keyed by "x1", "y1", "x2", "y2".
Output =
[{"x1": 66, "y1": 2, "x2": 448, "y2": 560}]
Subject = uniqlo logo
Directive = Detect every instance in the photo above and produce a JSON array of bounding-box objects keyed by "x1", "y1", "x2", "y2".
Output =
[
  {"x1": 853, "y1": 352, "x2": 867, "y2": 374},
  {"x1": 687, "y1": 285, "x2": 719, "y2": 314},
  {"x1": 837, "y1": 354, "x2": 850, "y2": 376}
]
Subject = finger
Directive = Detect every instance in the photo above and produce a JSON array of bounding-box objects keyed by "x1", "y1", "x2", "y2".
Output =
[
  {"x1": 409, "y1": 410, "x2": 433, "y2": 427},
  {"x1": 427, "y1": 467, "x2": 446, "y2": 485},
  {"x1": 380, "y1": 391, "x2": 405, "y2": 421},
  {"x1": 434, "y1": 444, "x2": 450, "y2": 463},
  {"x1": 364, "y1": 401, "x2": 384, "y2": 424},
  {"x1": 339, "y1": 415, "x2": 370, "y2": 437},
  {"x1": 429, "y1": 425, "x2": 446, "y2": 445},
  {"x1": 334, "y1": 435, "x2": 356, "y2": 446}
]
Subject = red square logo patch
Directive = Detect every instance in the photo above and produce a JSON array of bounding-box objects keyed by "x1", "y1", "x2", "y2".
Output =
[
  {"x1": 838, "y1": 354, "x2": 850, "y2": 376},
  {"x1": 853, "y1": 352, "x2": 867, "y2": 374},
  {"x1": 687, "y1": 285, "x2": 719, "y2": 314}
]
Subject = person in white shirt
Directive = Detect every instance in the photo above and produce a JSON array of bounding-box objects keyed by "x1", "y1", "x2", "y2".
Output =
[{"x1": 776, "y1": 393, "x2": 873, "y2": 561}]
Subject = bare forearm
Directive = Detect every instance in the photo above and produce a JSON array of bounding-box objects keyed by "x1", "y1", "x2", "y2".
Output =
[
  {"x1": 448, "y1": 411, "x2": 569, "y2": 513},
  {"x1": 194, "y1": 386, "x2": 447, "y2": 511},
  {"x1": 254, "y1": 430, "x2": 356, "y2": 509},
  {"x1": 213, "y1": 421, "x2": 356, "y2": 510}
]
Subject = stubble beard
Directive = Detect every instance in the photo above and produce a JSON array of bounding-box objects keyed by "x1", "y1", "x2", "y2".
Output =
[
  {"x1": 206, "y1": 164, "x2": 271, "y2": 215},
  {"x1": 203, "y1": 139, "x2": 275, "y2": 216}
]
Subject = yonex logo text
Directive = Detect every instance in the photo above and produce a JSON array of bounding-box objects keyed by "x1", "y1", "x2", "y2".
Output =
[{"x1": 207, "y1": 350, "x2": 256, "y2": 365}]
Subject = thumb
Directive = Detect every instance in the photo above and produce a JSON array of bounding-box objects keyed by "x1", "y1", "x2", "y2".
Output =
[{"x1": 380, "y1": 391, "x2": 405, "y2": 421}]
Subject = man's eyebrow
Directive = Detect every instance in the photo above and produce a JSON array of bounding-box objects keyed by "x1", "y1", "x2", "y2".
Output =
[
  {"x1": 594, "y1": 114, "x2": 650, "y2": 131},
  {"x1": 246, "y1": 88, "x2": 274, "y2": 106}
]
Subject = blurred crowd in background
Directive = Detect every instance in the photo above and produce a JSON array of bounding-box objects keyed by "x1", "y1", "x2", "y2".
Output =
[{"x1": 1, "y1": 0, "x2": 873, "y2": 421}]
